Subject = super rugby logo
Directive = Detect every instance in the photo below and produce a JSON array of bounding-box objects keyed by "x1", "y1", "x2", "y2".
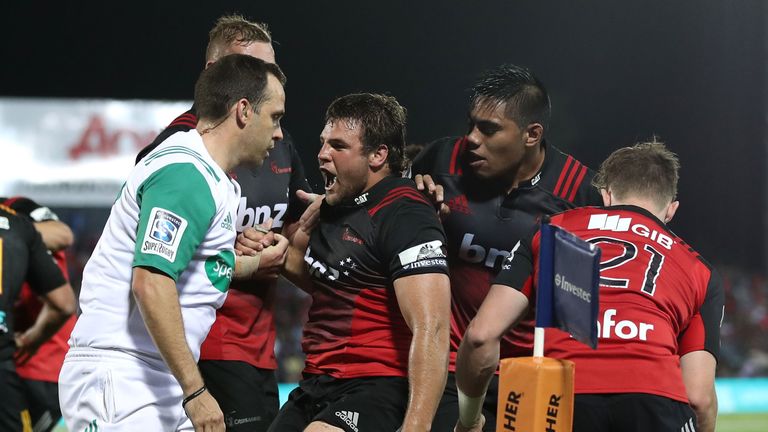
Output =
[{"x1": 142, "y1": 207, "x2": 188, "y2": 262}]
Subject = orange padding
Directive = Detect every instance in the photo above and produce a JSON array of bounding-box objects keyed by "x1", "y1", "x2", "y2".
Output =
[{"x1": 496, "y1": 357, "x2": 574, "y2": 432}]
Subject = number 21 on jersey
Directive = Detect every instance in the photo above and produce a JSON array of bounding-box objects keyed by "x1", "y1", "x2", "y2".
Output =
[{"x1": 587, "y1": 236, "x2": 664, "y2": 296}]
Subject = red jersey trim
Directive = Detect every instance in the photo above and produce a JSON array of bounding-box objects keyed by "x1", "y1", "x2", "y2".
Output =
[
  {"x1": 553, "y1": 156, "x2": 574, "y2": 197},
  {"x1": 2, "y1": 196, "x2": 20, "y2": 207},
  {"x1": 368, "y1": 187, "x2": 430, "y2": 216},
  {"x1": 449, "y1": 137, "x2": 466, "y2": 175},
  {"x1": 565, "y1": 165, "x2": 588, "y2": 202}
]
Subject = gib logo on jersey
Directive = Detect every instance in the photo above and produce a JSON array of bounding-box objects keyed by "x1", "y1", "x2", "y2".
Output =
[
  {"x1": 398, "y1": 240, "x2": 447, "y2": 270},
  {"x1": 587, "y1": 214, "x2": 674, "y2": 250},
  {"x1": 459, "y1": 233, "x2": 512, "y2": 269},
  {"x1": 142, "y1": 207, "x2": 188, "y2": 262}
]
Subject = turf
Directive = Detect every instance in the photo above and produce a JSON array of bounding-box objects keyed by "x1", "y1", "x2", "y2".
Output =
[{"x1": 717, "y1": 413, "x2": 768, "y2": 432}]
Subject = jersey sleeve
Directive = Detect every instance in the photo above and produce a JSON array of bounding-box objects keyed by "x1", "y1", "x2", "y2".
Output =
[
  {"x1": 285, "y1": 134, "x2": 313, "y2": 223},
  {"x1": 133, "y1": 163, "x2": 216, "y2": 280},
  {"x1": 4, "y1": 197, "x2": 60, "y2": 222},
  {"x1": 24, "y1": 220, "x2": 67, "y2": 296},
  {"x1": 375, "y1": 193, "x2": 449, "y2": 280},
  {"x1": 493, "y1": 229, "x2": 538, "y2": 299},
  {"x1": 678, "y1": 269, "x2": 725, "y2": 359}
]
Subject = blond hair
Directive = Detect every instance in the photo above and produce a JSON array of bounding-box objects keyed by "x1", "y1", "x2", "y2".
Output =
[{"x1": 205, "y1": 14, "x2": 271, "y2": 62}]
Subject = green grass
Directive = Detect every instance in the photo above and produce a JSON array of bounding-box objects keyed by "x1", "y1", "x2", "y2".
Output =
[{"x1": 717, "y1": 413, "x2": 768, "y2": 432}]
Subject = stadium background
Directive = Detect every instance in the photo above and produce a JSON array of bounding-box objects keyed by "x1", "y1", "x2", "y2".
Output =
[{"x1": 2, "y1": 1, "x2": 766, "y2": 430}]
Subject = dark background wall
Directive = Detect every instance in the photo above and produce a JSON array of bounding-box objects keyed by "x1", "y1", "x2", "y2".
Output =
[{"x1": 2, "y1": 0, "x2": 765, "y2": 271}]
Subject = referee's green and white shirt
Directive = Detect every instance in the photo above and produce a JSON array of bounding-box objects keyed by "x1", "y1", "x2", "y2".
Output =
[{"x1": 70, "y1": 130, "x2": 240, "y2": 367}]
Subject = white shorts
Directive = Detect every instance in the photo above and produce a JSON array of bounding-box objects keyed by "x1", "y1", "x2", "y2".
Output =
[{"x1": 59, "y1": 347, "x2": 193, "y2": 431}]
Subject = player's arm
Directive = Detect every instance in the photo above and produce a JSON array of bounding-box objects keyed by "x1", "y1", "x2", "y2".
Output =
[
  {"x1": 33, "y1": 220, "x2": 74, "y2": 251},
  {"x1": 236, "y1": 221, "x2": 312, "y2": 291},
  {"x1": 15, "y1": 222, "x2": 76, "y2": 364},
  {"x1": 393, "y1": 272, "x2": 451, "y2": 432},
  {"x1": 454, "y1": 284, "x2": 529, "y2": 431},
  {"x1": 131, "y1": 163, "x2": 226, "y2": 430},
  {"x1": 678, "y1": 270, "x2": 724, "y2": 432},
  {"x1": 455, "y1": 236, "x2": 536, "y2": 431},
  {"x1": 15, "y1": 283, "x2": 76, "y2": 365},
  {"x1": 281, "y1": 224, "x2": 313, "y2": 292},
  {"x1": 680, "y1": 351, "x2": 717, "y2": 432},
  {"x1": 131, "y1": 268, "x2": 223, "y2": 428},
  {"x1": 233, "y1": 218, "x2": 289, "y2": 283}
]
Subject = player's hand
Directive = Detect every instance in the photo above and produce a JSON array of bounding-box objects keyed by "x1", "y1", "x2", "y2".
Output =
[
  {"x1": 297, "y1": 190, "x2": 324, "y2": 234},
  {"x1": 184, "y1": 390, "x2": 224, "y2": 432},
  {"x1": 414, "y1": 174, "x2": 450, "y2": 220},
  {"x1": 252, "y1": 233, "x2": 289, "y2": 280},
  {"x1": 14, "y1": 331, "x2": 43, "y2": 365},
  {"x1": 235, "y1": 219, "x2": 275, "y2": 256},
  {"x1": 454, "y1": 414, "x2": 485, "y2": 432}
]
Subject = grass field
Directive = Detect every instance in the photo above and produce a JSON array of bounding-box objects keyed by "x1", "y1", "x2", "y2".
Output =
[
  {"x1": 717, "y1": 413, "x2": 768, "y2": 432},
  {"x1": 52, "y1": 413, "x2": 768, "y2": 431}
]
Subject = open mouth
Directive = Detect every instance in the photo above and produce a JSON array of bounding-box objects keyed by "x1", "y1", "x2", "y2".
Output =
[{"x1": 322, "y1": 169, "x2": 337, "y2": 191}]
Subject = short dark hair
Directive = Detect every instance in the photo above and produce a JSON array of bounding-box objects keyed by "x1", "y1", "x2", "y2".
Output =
[
  {"x1": 593, "y1": 139, "x2": 680, "y2": 208},
  {"x1": 206, "y1": 14, "x2": 272, "y2": 62},
  {"x1": 325, "y1": 93, "x2": 407, "y2": 174},
  {"x1": 470, "y1": 64, "x2": 551, "y2": 130},
  {"x1": 194, "y1": 54, "x2": 286, "y2": 124}
]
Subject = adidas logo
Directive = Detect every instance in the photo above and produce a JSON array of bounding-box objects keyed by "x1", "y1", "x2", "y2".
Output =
[
  {"x1": 446, "y1": 194, "x2": 471, "y2": 214},
  {"x1": 84, "y1": 419, "x2": 99, "y2": 432},
  {"x1": 334, "y1": 411, "x2": 359, "y2": 432},
  {"x1": 588, "y1": 213, "x2": 631, "y2": 232},
  {"x1": 221, "y1": 213, "x2": 234, "y2": 231}
]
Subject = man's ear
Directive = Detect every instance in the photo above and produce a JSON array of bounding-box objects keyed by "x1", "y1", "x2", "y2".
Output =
[
  {"x1": 368, "y1": 144, "x2": 389, "y2": 169},
  {"x1": 600, "y1": 188, "x2": 612, "y2": 206},
  {"x1": 524, "y1": 123, "x2": 544, "y2": 148},
  {"x1": 235, "y1": 99, "x2": 251, "y2": 127},
  {"x1": 664, "y1": 200, "x2": 680, "y2": 223}
]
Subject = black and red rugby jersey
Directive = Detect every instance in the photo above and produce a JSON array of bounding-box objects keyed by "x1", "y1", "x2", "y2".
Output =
[
  {"x1": 494, "y1": 205, "x2": 724, "y2": 402},
  {"x1": 2, "y1": 196, "x2": 76, "y2": 382},
  {"x1": 0, "y1": 204, "x2": 66, "y2": 361},
  {"x1": 137, "y1": 108, "x2": 312, "y2": 370},
  {"x1": 411, "y1": 136, "x2": 602, "y2": 368},
  {"x1": 302, "y1": 176, "x2": 449, "y2": 378}
]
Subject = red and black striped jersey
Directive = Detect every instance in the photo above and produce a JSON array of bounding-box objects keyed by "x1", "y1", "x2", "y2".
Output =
[
  {"x1": 0, "y1": 204, "x2": 67, "y2": 362},
  {"x1": 302, "y1": 176, "x2": 449, "y2": 378},
  {"x1": 137, "y1": 107, "x2": 312, "y2": 370},
  {"x1": 411, "y1": 137, "x2": 602, "y2": 369},
  {"x1": 494, "y1": 205, "x2": 724, "y2": 402}
]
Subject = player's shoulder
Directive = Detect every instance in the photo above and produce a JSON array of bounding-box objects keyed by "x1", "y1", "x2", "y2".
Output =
[
  {"x1": 365, "y1": 176, "x2": 433, "y2": 219},
  {"x1": 1, "y1": 196, "x2": 59, "y2": 222},
  {"x1": 140, "y1": 131, "x2": 223, "y2": 183},
  {"x1": 135, "y1": 108, "x2": 197, "y2": 164},
  {"x1": 0, "y1": 203, "x2": 36, "y2": 237},
  {"x1": 536, "y1": 143, "x2": 601, "y2": 206},
  {"x1": 411, "y1": 136, "x2": 467, "y2": 176}
]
